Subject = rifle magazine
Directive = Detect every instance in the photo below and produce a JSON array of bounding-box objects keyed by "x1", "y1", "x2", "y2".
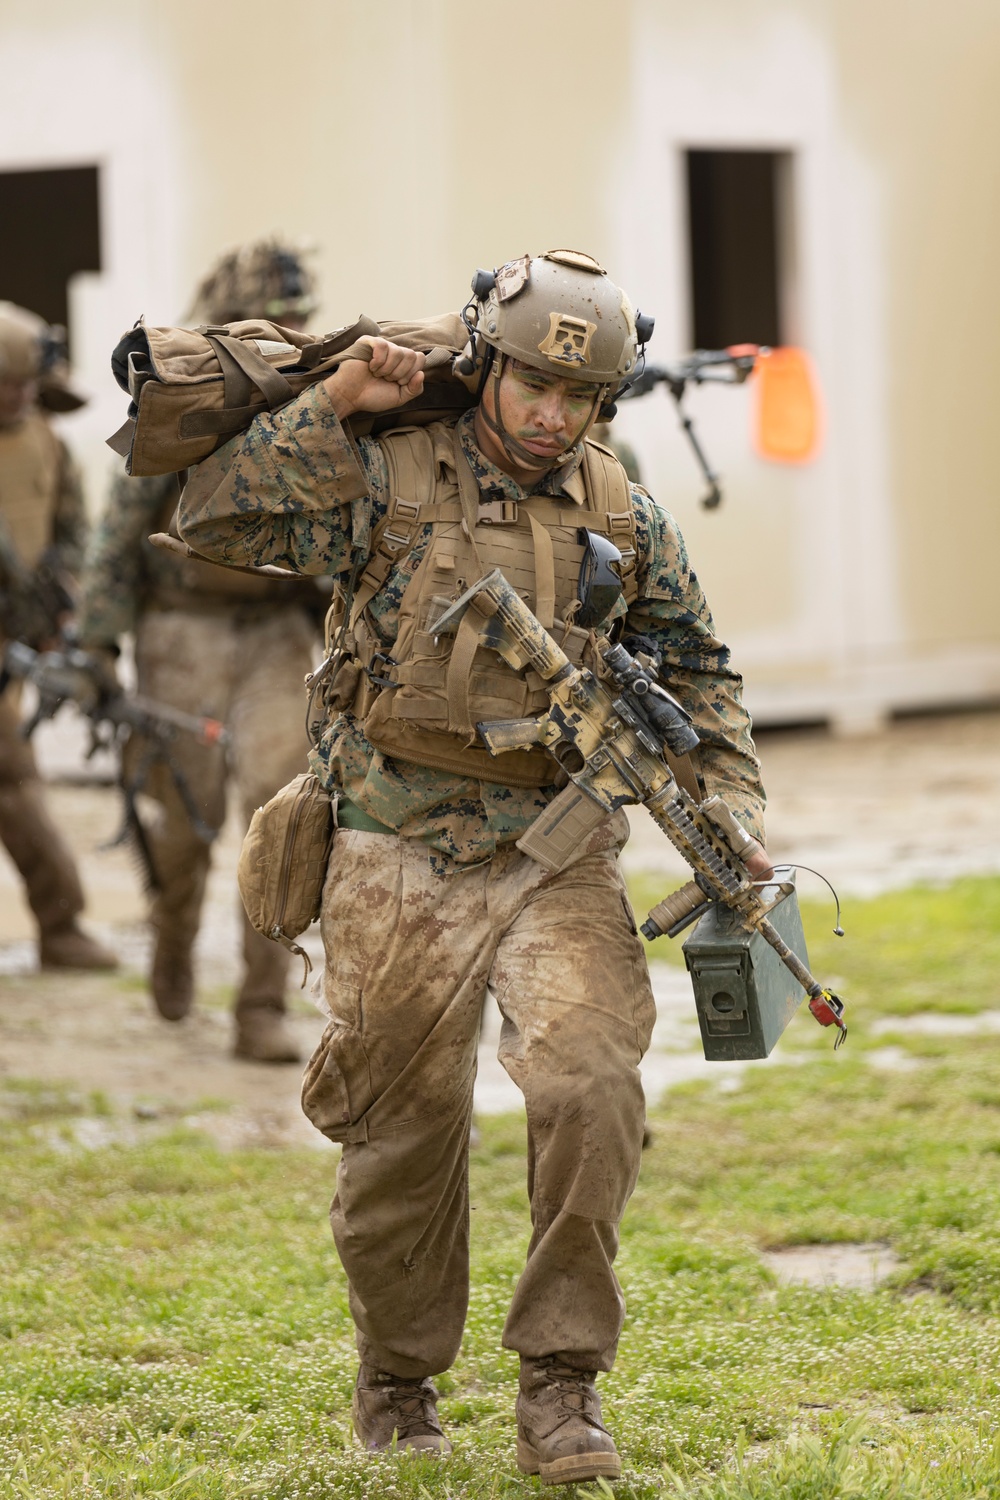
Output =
[{"x1": 516, "y1": 783, "x2": 608, "y2": 873}]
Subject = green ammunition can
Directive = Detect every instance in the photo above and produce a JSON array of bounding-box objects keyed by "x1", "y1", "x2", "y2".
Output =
[{"x1": 682, "y1": 867, "x2": 807, "y2": 1061}]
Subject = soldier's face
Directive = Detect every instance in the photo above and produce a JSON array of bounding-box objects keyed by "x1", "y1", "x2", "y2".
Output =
[
  {"x1": 0, "y1": 377, "x2": 36, "y2": 427},
  {"x1": 487, "y1": 361, "x2": 598, "y2": 466}
]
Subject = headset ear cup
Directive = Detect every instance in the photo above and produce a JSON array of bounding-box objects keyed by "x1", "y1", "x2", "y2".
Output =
[
  {"x1": 598, "y1": 401, "x2": 617, "y2": 421},
  {"x1": 471, "y1": 268, "x2": 497, "y2": 300},
  {"x1": 455, "y1": 351, "x2": 477, "y2": 376}
]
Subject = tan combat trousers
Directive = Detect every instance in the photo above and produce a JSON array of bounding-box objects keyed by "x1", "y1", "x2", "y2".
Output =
[
  {"x1": 302, "y1": 817, "x2": 657, "y2": 1378},
  {"x1": 133, "y1": 606, "x2": 315, "y2": 1015},
  {"x1": 0, "y1": 684, "x2": 85, "y2": 933}
]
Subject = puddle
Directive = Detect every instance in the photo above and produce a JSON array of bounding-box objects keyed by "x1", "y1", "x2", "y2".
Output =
[{"x1": 763, "y1": 1242, "x2": 900, "y2": 1290}]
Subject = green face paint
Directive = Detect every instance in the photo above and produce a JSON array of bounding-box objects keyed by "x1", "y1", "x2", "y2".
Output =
[{"x1": 499, "y1": 364, "x2": 597, "y2": 460}]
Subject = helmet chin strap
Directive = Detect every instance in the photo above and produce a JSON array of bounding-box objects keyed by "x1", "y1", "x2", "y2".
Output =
[{"x1": 478, "y1": 351, "x2": 606, "y2": 474}]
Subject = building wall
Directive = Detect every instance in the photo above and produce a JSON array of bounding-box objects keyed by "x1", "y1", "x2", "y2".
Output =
[{"x1": 0, "y1": 0, "x2": 998, "y2": 726}]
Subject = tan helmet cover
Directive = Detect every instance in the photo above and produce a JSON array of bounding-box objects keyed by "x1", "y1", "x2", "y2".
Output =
[
  {"x1": 0, "y1": 302, "x2": 86, "y2": 410},
  {"x1": 474, "y1": 250, "x2": 639, "y2": 384},
  {"x1": 187, "y1": 237, "x2": 318, "y2": 326},
  {"x1": 0, "y1": 302, "x2": 46, "y2": 382}
]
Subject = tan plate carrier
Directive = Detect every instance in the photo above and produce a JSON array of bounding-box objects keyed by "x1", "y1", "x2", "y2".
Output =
[{"x1": 326, "y1": 420, "x2": 643, "y2": 788}]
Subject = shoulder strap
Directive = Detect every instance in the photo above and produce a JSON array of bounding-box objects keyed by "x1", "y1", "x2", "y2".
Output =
[
  {"x1": 581, "y1": 441, "x2": 639, "y2": 603},
  {"x1": 349, "y1": 427, "x2": 443, "y2": 626}
]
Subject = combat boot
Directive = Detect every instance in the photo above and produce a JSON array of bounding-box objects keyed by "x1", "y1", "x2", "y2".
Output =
[
  {"x1": 233, "y1": 1005, "x2": 301, "y2": 1063},
  {"x1": 516, "y1": 1357, "x2": 621, "y2": 1486},
  {"x1": 39, "y1": 921, "x2": 118, "y2": 972},
  {"x1": 150, "y1": 935, "x2": 194, "y2": 1022},
  {"x1": 351, "y1": 1366, "x2": 452, "y2": 1455}
]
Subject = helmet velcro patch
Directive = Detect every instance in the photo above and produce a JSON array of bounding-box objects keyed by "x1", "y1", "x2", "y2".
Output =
[{"x1": 537, "y1": 313, "x2": 597, "y2": 367}]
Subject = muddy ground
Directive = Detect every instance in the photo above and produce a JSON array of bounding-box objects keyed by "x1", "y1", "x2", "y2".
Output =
[{"x1": 2, "y1": 707, "x2": 999, "y2": 1147}]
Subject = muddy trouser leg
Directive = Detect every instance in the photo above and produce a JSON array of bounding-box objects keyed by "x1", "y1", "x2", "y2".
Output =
[
  {"x1": 227, "y1": 607, "x2": 315, "y2": 1018},
  {"x1": 303, "y1": 830, "x2": 497, "y2": 1378},
  {"x1": 133, "y1": 612, "x2": 229, "y2": 963},
  {"x1": 0, "y1": 689, "x2": 85, "y2": 933},
  {"x1": 490, "y1": 842, "x2": 656, "y2": 1372},
  {"x1": 302, "y1": 818, "x2": 654, "y2": 1380}
]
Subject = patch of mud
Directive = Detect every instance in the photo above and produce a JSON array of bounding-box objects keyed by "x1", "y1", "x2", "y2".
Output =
[
  {"x1": 871, "y1": 1011, "x2": 1000, "y2": 1037},
  {"x1": 763, "y1": 1242, "x2": 900, "y2": 1290}
]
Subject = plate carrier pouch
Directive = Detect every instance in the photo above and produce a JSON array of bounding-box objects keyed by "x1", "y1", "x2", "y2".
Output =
[
  {"x1": 337, "y1": 420, "x2": 643, "y2": 787},
  {"x1": 238, "y1": 772, "x2": 334, "y2": 982},
  {"x1": 107, "y1": 313, "x2": 476, "y2": 478}
]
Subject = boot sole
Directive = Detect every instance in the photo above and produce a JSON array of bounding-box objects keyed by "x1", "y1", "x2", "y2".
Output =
[
  {"x1": 517, "y1": 1436, "x2": 621, "y2": 1485},
  {"x1": 232, "y1": 1045, "x2": 301, "y2": 1063},
  {"x1": 350, "y1": 1420, "x2": 452, "y2": 1456},
  {"x1": 350, "y1": 1403, "x2": 452, "y2": 1456}
]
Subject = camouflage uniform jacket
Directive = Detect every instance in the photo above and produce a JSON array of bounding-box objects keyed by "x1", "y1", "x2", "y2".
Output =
[
  {"x1": 77, "y1": 472, "x2": 178, "y2": 645},
  {"x1": 78, "y1": 470, "x2": 330, "y2": 648},
  {"x1": 178, "y1": 383, "x2": 766, "y2": 865}
]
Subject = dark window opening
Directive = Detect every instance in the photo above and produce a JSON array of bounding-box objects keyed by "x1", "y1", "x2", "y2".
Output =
[
  {"x1": 686, "y1": 149, "x2": 787, "y2": 350},
  {"x1": 0, "y1": 165, "x2": 101, "y2": 352}
]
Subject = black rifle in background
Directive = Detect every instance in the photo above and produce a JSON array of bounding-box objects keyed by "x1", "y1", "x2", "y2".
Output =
[
  {"x1": 618, "y1": 347, "x2": 759, "y2": 510},
  {"x1": 0, "y1": 640, "x2": 229, "y2": 894}
]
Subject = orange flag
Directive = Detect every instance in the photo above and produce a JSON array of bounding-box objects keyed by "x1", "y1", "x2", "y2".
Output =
[{"x1": 751, "y1": 346, "x2": 823, "y2": 464}]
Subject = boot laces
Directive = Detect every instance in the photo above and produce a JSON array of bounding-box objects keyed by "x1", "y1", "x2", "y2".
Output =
[
  {"x1": 380, "y1": 1377, "x2": 441, "y2": 1437},
  {"x1": 537, "y1": 1362, "x2": 601, "y2": 1423}
]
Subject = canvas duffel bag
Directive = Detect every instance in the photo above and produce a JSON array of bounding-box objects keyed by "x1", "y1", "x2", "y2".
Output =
[{"x1": 107, "y1": 311, "x2": 474, "y2": 477}]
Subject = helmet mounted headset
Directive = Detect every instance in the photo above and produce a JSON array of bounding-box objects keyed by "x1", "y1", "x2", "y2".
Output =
[{"x1": 456, "y1": 249, "x2": 655, "y2": 470}]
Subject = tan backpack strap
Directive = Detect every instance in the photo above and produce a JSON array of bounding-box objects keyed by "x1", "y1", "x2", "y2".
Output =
[
  {"x1": 348, "y1": 429, "x2": 438, "y2": 626},
  {"x1": 582, "y1": 442, "x2": 638, "y2": 603},
  {"x1": 527, "y1": 512, "x2": 556, "y2": 629},
  {"x1": 451, "y1": 432, "x2": 487, "y2": 577},
  {"x1": 444, "y1": 610, "x2": 484, "y2": 737}
]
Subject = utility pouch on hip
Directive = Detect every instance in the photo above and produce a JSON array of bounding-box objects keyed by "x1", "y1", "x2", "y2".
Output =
[{"x1": 238, "y1": 772, "x2": 334, "y2": 984}]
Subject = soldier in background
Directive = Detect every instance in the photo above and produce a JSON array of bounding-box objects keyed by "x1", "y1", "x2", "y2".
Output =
[
  {"x1": 78, "y1": 239, "x2": 324, "y2": 1062},
  {"x1": 0, "y1": 303, "x2": 118, "y2": 970}
]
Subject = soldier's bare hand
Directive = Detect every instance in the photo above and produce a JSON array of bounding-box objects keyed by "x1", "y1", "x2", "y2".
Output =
[{"x1": 324, "y1": 337, "x2": 426, "y2": 418}]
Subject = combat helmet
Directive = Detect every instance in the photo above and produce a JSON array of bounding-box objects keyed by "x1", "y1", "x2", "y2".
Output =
[
  {"x1": 458, "y1": 249, "x2": 653, "y2": 465},
  {"x1": 187, "y1": 237, "x2": 318, "y2": 327},
  {"x1": 0, "y1": 302, "x2": 86, "y2": 412}
]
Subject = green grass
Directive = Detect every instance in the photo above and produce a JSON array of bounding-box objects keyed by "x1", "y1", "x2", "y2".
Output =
[
  {"x1": 3, "y1": 878, "x2": 1000, "y2": 1497},
  {"x1": 629, "y1": 870, "x2": 1000, "y2": 1017}
]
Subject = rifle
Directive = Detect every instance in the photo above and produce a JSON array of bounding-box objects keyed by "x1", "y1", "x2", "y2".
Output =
[
  {"x1": 618, "y1": 347, "x2": 759, "y2": 510},
  {"x1": 431, "y1": 568, "x2": 847, "y2": 1048},
  {"x1": 0, "y1": 640, "x2": 229, "y2": 893}
]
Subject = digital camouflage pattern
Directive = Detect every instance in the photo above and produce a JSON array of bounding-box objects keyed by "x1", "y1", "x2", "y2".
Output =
[
  {"x1": 186, "y1": 238, "x2": 317, "y2": 328},
  {"x1": 301, "y1": 816, "x2": 655, "y2": 1376},
  {"x1": 179, "y1": 383, "x2": 765, "y2": 864},
  {"x1": 77, "y1": 472, "x2": 178, "y2": 645},
  {"x1": 78, "y1": 470, "x2": 329, "y2": 649}
]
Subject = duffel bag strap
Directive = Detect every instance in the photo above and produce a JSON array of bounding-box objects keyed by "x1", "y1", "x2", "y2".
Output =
[{"x1": 205, "y1": 334, "x2": 294, "y2": 411}]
